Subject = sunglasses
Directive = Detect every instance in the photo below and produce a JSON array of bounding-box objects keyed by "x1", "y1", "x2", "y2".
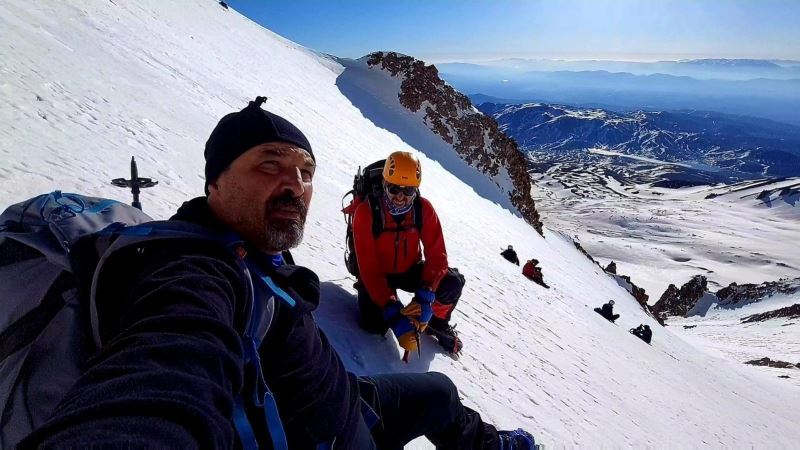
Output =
[{"x1": 386, "y1": 184, "x2": 417, "y2": 196}]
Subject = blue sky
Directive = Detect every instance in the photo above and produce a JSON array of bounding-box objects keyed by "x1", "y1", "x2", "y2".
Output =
[{"x1": 225, "y1": 0, "x2": 800, "y2": 62}]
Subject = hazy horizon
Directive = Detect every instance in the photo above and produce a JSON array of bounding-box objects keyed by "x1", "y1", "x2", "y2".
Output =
[
  {"x1": 226, "y1": 0, "x2": 800, "y2": 62},
  {"x1": 424, "y1": 54, "x2": 800, "y2": 64}
]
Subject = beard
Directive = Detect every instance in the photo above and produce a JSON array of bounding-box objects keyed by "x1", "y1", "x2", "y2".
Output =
[{"x1": 262, "y1": 193, "x2": 308, "y2": 251}]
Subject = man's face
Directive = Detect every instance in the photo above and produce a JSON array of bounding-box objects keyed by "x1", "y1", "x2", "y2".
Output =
[
  {"x1": 208, "y1": 142, "x2": 315, "y2": 253},
  {"x1": 383, "y1": 180, "x2": 417, "y2": 210}
]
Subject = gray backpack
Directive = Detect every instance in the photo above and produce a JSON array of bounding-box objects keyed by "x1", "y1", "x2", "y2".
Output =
[{"x1": 0, "y1": 192, "x2": 284, "y2": 449}]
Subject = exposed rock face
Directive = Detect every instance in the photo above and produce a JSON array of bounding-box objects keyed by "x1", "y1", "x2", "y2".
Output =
[
  {"x1": 742, "y1": 304, "x2": 800, "y2": 323},
  {"x1": 717, "y1": 278, "x2": 800, "y2": 308},
  {"x1": 572, "y1": 240, "x2": 598, "y2": 265},
  {"x1": 605, "y1": 261, "x2": 617, "y2": 274},
  {"x1": 620, "y1": 275, "x2": 650, "y2": 310},
  {"x1": 745, "y1": 357, "x2": 799, "y2": 369},
  {"x1": 365, "y1": 51, "x2": 543, "y2": 234},
  {"x1": 652, "y1": 275, "x2": 708, "y2": 317},
  {"x1": 609, "y1": 272, "x2": 656, "y2": 322}
]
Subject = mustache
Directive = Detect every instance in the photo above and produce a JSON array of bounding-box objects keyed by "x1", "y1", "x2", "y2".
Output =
[{"x1": 267, "y1": 193, "x2": 308, "y2": 217}]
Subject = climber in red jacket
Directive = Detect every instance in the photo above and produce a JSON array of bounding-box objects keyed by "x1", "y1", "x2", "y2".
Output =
[
  {"x1": 523, "y1": 258, "x2": 550, "y2": 289},
  {"x1": 352, "y1": 151, "x2": 464, "y2": 354}
]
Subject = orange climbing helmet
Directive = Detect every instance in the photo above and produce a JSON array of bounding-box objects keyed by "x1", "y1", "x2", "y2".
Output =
[{"x1": 383, "y1": 151, "x2": 421, "y2": 187}]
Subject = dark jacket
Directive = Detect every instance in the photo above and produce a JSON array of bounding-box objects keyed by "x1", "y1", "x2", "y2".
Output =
[
  {"x1": 500, "y1": 248, "x2": 519, "y2": 265},
  {"x1": 633, "y1": 326, "x2": 653, "y2": 344},
  {"x1": 21, "y1": 198, "x2": 361, "y2": 449},
  {"x1": 601, "y1": 303, "x2": 614, "y2": 316},
  {"x1": 642, "y1": 328, "x2": 653, "y2": 343}
]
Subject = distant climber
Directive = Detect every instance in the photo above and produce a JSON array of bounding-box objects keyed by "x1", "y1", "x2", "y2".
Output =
[
  {"x1": 594, "y1": 300, "x2": 620, "y2": 323},
  {"x1": 630, "y1": 324, "x2": 652, "y2": 344},
  {"x1": 522, "y1": 258, "x2": 549, "y2": 289},
  {"x1": 501, "y1": 245, "x2": 520, "y2": 265}
]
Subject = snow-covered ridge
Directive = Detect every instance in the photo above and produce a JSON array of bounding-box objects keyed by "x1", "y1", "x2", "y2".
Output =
[
  {"x1": 363, "y1": 51, "x2": 542, "y2": 233},
  {"x1": 2, "y1": 1, "x2": 800, "y2": 446}
]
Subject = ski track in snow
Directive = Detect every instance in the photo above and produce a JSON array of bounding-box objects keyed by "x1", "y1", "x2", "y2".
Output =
[{"x1": 2, "y1": 1, "x2": 800, "y2": 448}]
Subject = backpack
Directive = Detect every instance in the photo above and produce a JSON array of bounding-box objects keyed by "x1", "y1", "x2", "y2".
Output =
[
  {"x1": 0, "y1": 191, "x2": 286, "y2": 450},
  {"x1": 341, "y1": 159, "x2": 422, "y2": 277}
]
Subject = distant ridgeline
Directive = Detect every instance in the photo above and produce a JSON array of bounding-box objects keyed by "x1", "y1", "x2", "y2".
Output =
[{"x1": 477, "y1": 101, "x2": 800, "y2": 185}]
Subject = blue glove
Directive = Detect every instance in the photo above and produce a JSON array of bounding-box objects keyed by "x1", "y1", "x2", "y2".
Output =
[
  {"x1": 401, "y1": 289, "x2": 434, "y2": 331},
  {"x1": 384, "y1": 299, "x2": 418, "y2": 353}
]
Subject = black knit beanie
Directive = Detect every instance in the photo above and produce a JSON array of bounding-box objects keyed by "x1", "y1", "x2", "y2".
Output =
[{"x1": 204, "y1": 96, "x2": 314, "y2": 194}]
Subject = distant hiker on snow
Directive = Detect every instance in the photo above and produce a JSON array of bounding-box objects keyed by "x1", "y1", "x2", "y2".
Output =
[
  {"x1": 595, "y1": 299, "x2": 620, "y2": 323},
  {"x1": 14, "y1": 98, "x2": 536, "y2": 449},
  {"x1": 631, "y1": 324, "x2": 653, "y2": 344},
  {"x1": 348, "y1": 151, "x2": 465, "y2": 355},
  {"x1": 501, "y1": 245, "x2": 520, "y2": 265},
  {"x1": 522, "y1": 258, "x2": 549, "y2": 288}
]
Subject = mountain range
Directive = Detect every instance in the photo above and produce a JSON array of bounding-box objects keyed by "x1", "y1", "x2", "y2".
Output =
[
  {"x1": 438, "y1": 64, "x2": 800, "y2": 126},
  {"x1": 439, "y1": 58, "x2": 800, "y2": 81},
  {"x1": 478, "y1": 101, "x2": 800, "y2": 184}
]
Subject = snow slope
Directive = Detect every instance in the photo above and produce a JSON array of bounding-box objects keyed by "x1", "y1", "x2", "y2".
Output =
[
  {"x1": 1, "y1": 1, "x2": 799, "y2": 447},
  {"x1": 670, "y1": 287, "x2": 800, "y2": 387}
]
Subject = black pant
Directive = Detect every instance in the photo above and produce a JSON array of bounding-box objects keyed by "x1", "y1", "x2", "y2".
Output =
[
  {"x1": 357, "y1": 264, "x2": 465, "y2": 333},
  {"x1": 594, "y1": 308, "x2": 619, "y2": 323},
  {"x1": 351, "y1": 372, "x2": 499, "y2": 450}
]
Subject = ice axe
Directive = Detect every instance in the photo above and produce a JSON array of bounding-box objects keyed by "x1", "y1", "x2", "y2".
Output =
[{"x1": 401, "y1": 329, "x2": 422, "y2": 363}]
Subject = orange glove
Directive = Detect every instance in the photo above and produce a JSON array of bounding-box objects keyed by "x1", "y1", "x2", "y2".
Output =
[
  {"x1": 400, "y1": 289, "x2": 434, "y2": 331},
  {"x1": 384, "y1": 298, "x2": 419, "y2": 353}
]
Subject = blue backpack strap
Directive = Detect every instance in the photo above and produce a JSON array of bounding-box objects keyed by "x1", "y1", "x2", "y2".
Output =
[
  {"x1": 232, "y1": 394, "x2": 258, "y2": 450},
  {"x1": 240, "y1": 263, "x2": 296, "y2": 450}
]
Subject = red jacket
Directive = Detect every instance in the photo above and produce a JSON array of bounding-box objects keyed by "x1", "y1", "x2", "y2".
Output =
[
  {"x1": 353, "y1": 196, "x2": 448, "y2": 308},
  {"x1": 522, "y1": 261, "x2": 541, "y2": 280}
]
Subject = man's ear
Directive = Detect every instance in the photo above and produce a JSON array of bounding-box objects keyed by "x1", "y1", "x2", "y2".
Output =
[
  {"x1": 207, "y1": 178, "x2": 221, "y2": 200},
  {"x1": 208, "y1": 181, "x2": 217, "y2": 193}
]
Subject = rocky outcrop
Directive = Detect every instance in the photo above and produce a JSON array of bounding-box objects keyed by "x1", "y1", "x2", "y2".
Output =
[
  {"x1": 572, "y1": 240, "x2": 598, "y2": 265},
  {"x1": 742, "y1": 304, "x2": 800, "y2": 323},
  {"x1": 605, "y1": 261, "x2": 617, "y2": 274},
  {"x1": 620, "y1": 275, "x2": 650, "y2": 310},
  {"x1": 652, "y1": 275, "x2": 708, "y2": 317},
  {"x1": 717, "y1": 278, "x2": 800, "y2": 308},
  {"x1": 365, "y1": 51, "x2": 543, "y2": 234},
  {"x1": 745, "y1": 357, "x2": 799, "y2": 369}
]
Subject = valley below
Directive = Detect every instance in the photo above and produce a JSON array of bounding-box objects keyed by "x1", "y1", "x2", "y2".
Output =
[{"x1": 528, "y1": 148, "x2": 800, "y2": 299}]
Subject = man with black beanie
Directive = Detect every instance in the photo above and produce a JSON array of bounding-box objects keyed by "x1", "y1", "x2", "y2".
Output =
[{"x1": 20, "y1": 98, "x2": 537, "y2": 449}]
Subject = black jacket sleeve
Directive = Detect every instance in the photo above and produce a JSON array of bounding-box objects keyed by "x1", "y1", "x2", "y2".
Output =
[
  {"x1": 259, "y1": 266, "x2": 362, "y2": 449},
  {"x1": 19, "y1": 243, "x2": 249, "y2": 449}
]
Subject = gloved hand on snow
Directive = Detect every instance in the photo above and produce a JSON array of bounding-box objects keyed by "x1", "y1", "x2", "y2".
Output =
[
  {"x1": 400, "y1": 288, "x2": 434, "y2": 332},
  {"x1": 384, "y1": 297, "x2": 419, "y2": 353}
]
